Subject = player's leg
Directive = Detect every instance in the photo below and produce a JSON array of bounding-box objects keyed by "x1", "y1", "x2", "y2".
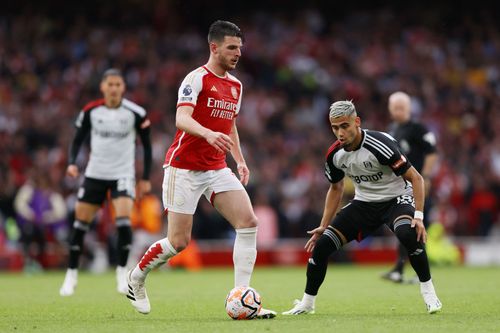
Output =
[
  {"x1": 404, "y1": 196, "x2": 433, "y2": 284},
  {"x1": 60, "y1": 201, "x2": 100, "y2": 296},
  {"x1": 205, "y1": 168, "x2": 257, "y2": 287},
  {"x1": 212, "y1": 190, "x2": 257, "y2": 287},
  {"x1": 127, "y1": 211, "x2": 192, "y2": 314},
  {"x1": 389, "y1": 202, "x2": 442, "y2": 313},
  {"x1": 209, "y1": 168, "x2": 275, "y2": 318},
  {"x1": 283, "y1": 225, "x2": 350, "y2": 315},
  {"x1": 60, "y1": 177, "x2": 108, "y2": 296},
  {"x1": 284, "y1": 202, "x2": 362, "y2": 315},
  {"x1": 112, "y1": 196, "x2": 134, "y2": 294},
  {"x1": 213, "y1": 191, "x2": 276, "y2": 319},
  {"x1": 126, "y1": 167, "x2": 199, "y2": 314},
  {"x1": 130, "y1": 211, "x2": 191, "y2": 282},
  {"x1": 381, "y1": 243, "x2": 406, "y2": 283}
]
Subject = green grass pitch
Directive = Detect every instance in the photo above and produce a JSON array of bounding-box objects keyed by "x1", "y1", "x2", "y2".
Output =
[{"x1": 1, "y1": 265, "x2": 499, "y2": 333}]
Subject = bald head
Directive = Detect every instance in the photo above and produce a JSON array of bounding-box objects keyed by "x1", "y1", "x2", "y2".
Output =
[{"x1": 388, "y1": 91, "x2": 411, "y2": 123}]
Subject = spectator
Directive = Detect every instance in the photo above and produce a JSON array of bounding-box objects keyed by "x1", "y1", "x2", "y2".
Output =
[
  {"x1": 13, "y1": 168, "x2": 67, "y2": 271},
  {"x1": 0, "y1": 3, "x2": 498, "y2": 248}
]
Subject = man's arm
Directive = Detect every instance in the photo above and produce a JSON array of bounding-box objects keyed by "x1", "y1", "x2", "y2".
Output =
[
  {"x1": 305, "y1": 180, "x2": 344, "y2": 252},
  {"x1": 318, "y1": 181, "x2": 344, "y2": 229},
  {"x1": 176, "y1": 105, "x2": 233, "y2": 153},
  {"x1": 137, "y1": 120, "x2": 152, "y2": 180},
  {"x1": 402, "y1": 166, "x2": 427, "y2": 243},
  {"x1": 67, "y1": 112, "x2": 90, "y2": 178},
  {"x1": 228, "y1": 121, "x2": 249, "y2": 185},
  {"x1": 418, "y1": 125, "x2": 438, "y2": 180},
  {"x1": 421, "y1": 152, "x2": 438, "y2": 194},
  {"x1": 421, "y1": 153, "x2": 437, "y2": 179},
  {"x1": 136, "y1": 120, "x2": 153, "y2": 197}
]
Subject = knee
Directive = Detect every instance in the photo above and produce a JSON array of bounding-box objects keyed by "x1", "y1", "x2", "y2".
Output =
[
  {"x1": 312, "y1": 231, "x2": 342, "y2": 263},
  {"x1": 395, "y1": 224, "x2": 420, "y2": 249},
  {"x1": 237, "y1": 215, "x2": 258, "y2": 229}
]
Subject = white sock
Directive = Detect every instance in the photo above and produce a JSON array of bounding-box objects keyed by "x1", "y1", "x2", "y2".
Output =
[
  {"x1": 302, "y1": 293, "x2": 316, "y2": 308},
  {"x1": 131, "y1": 238, "x2": 177, "y2": 282},
  {"x1": 66, "y1": 268, "x2": 78, "y2": 280},
  {"x1": 420, "y1": 278, "x2": 436, "y2": 294},
  {"x1": 233, "y1": 227, "x2": 257, "y2": 287}
]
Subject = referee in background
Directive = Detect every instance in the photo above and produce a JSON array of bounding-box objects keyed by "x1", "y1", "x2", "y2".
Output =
[{"x1": 382, "y1": 91, "x2": 438, "y2": 283}]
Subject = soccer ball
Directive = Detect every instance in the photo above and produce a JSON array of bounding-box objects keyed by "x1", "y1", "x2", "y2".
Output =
[{"x1": 225, "y1": 286, "x2": 262, "y2": 320}]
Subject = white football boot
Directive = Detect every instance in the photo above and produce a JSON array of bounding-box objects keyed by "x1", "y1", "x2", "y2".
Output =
[
  {"x1": 381, "y1": 271, "x2": 403, "y2": 283},
  {"x1": 422, "y1": 292, "x2": 442, "y2": 314},
  {"x1": 282, "y1": 299, "x2": 315, "y2": 315},
  {"x1": 116, "y1": 266, "x2": 128, "y2": 295},
  {"x1": 59, "y1": 269, "x2": 78, "y2": 296},
  {"x1": 255, "y1": 307, "x2": 277, "y2": 319},
  {"x1": 126, "y1": 270, "x2": 151, "y2": 314},
  {"x1": 420, "y1": 279, "x2": 442, "y2": 314}
]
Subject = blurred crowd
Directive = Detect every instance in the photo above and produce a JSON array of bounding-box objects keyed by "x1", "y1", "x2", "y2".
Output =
[{"x1": 0, "y1": 2, "x2": 499, "y2": 268}]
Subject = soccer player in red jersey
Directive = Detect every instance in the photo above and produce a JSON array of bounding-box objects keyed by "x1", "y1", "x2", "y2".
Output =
[{"x1": 126, "y1": 20, "x2": 276, "y2": 319}]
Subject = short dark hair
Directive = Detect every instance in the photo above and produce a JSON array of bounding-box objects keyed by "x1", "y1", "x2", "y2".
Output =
[
  {"x1": 208, "y1": 20, "x2": 243, "y2": 43},
  {"x1": 101, "y1": 68, "x2": 123, "y2": 81}
]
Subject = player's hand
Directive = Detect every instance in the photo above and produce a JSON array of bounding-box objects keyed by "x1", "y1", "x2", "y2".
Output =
[
  {"x1": 205, "y1": 131, "x2": 234, "y2": 154},
  {"x1": 411, "y1": 218, "x2": 427, "y2": 243},
  {"x1": 66, "y1": 165, "x2": 79, "y2": 178},
  {"x1": 137, "y1": 180, "x2": 151, "y2": 198},
  {"x1": 305, "y1": 226, "x2": 326, "y2": 252},
  {"x1": 237, "y1": 163, "x2": 250, "y2": 186}
]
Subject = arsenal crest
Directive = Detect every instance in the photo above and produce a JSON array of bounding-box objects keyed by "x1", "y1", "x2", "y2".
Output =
[{"x1": 231, "y1": 86, "x2": 238, "y2": 99}]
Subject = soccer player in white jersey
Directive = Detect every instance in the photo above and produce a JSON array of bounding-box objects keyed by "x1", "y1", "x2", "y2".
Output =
[
  {"x1": 125, "y1": 21, "x2": 276, "y2": 318},
  {"x1": 59, "y1": 69, "x2": 152, "y2": 296},
  {"x1": 283, "y1": 100, "x2": 442, "y2": 315}
]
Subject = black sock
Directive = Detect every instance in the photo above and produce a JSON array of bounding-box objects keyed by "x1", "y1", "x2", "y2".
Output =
[
  {"x1": 305, "y1": 227, "x2": 343, "y2": 296},
  {"x1": 408, "y1": 248, "x2": 431, "y2": 282},
  {"x1": 394, "y1": 222, "x2": 431, "y2": 282},
  {"x1": 68, "y1": 221, "x2": 89, "y2": 269},
  {"x1": 393, "y1": 243, "x2": 407, "y2": 274},
  {"x1": 116, "y1": 218, "x2": 132, "y2": 267},
  {"x1": 305, "y1": 258, "x2": 329, "y2": 296}
]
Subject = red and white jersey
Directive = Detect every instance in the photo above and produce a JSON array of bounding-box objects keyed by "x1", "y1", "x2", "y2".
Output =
[{"x1": 164, "y1": 66, "x2": 243, "y2": 170}]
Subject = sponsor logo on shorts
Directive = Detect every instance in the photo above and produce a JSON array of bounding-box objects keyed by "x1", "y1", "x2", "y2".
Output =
[{"x1": 396, "y1": 195, "x2": 415, "y2": 206}]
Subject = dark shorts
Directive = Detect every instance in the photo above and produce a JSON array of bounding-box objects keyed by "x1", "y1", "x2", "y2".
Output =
[
  {"x1": 331, "y1": 195, "x2": 415, "y2": 243},
  {"x1": 77, "y1": 177, "x2": 135, "y2": 205}
]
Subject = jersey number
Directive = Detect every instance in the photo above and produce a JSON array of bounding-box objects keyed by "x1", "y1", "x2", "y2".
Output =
[{"x1": 117, "y1": 178, "x2": 135, "y2": 197}]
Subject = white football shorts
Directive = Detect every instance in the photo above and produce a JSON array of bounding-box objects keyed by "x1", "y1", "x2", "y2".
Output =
[{"x1": 162, "y1": 166, "x2": 245, "y2": 214}]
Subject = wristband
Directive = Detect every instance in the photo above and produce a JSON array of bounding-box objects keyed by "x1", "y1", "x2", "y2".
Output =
[{"x1": 414, "y1": 210, "x2": 424, "y2": 220}]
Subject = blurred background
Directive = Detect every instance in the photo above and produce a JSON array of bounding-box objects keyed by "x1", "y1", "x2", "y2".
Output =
[{"x1": 0, "y1": 0, "x2": 498, "y2": 273}]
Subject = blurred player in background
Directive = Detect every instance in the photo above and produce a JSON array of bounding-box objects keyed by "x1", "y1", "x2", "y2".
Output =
[
  {"x1": 283, "y1": 100, "x2": 442, "y2": 315},
  {"x1": 382, "y1": 91, "x2": 438, "y2": 283},
  {"x1": 59, "y1": 69, "x2": 152, "y2": 296},
  {"x1": 125, "y1": 20, "x2": 276, "y2": 318}
]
